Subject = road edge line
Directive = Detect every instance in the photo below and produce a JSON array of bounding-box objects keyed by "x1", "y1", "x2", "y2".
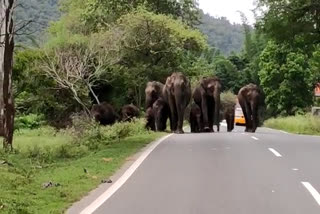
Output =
[{"x1": 80, "y1": 134, "x2": 173, "y2": 214}]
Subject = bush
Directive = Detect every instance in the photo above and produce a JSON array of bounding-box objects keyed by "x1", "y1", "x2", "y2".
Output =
[
  {"x1": 15, "y1": 114, "x2": 46, "y2": 130},
  {"x1": 73, "y1": 118, "x2": 149, "y2": 149},
  {"x1": 264, "y1": 114, "x2": 320, "y2": 135},
  {"x1": 221, "y1": 91, "x2": 236, "y2": 109}
]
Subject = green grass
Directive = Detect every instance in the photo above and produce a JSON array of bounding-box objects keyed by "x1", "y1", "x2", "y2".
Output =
[
  {"x1": 14, "y1": 127, "x2": 72, "y2": 152},
  {"x1": 0, "y1": 123, "x2": 165, "y2": 214},
  {"x1": 264, "y1": 114, "x2": 320, "y2": 135}
]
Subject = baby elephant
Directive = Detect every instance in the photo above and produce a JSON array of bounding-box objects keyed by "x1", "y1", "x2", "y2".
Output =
[
  {"x1": 189, "y1": 103, "x2": 202, "y2": 133},
  {"x1": 121, "y1": 104, "x2": 140, "y2": 122},
  {"x1": 223, "y1": 106, "x2": 235, "y2": 132},
  {"x1": 153, "y1": 98, "x2": 170, "y2": 132},
  {"x1": 91, "y1": 102, "x2": 118, "y2": 126},
  {"x1": 145, "y1": 107, "x2": 155, "y2": 131}
]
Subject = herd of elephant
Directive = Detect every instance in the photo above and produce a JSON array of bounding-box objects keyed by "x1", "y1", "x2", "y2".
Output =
[{"x1": 91, "y1": 72, "x2": 261, "y2": 134}]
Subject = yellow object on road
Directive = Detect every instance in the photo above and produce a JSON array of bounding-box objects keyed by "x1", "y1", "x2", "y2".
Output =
[{"x1": 235, "y1": 106, "x2": 246, "y2": 125}]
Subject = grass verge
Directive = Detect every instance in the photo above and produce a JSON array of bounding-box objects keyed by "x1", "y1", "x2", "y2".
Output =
[
  {"x1": 264, "y1": 114, "x2": 320, "y2": 135},
  {"x1": 0, "y1": 119, "x2": 165, "y2": 214}
]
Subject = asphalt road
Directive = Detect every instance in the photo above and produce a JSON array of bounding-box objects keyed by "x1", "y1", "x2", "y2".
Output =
[{"x1": 71, "y1": 125, "x2": 320, "y2": 214}]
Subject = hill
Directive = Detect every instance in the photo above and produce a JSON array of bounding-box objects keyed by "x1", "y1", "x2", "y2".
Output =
[
  {"x1": 197, "y1": 11, "x2": 245, "y2": 55},
  {"x1": 15, "y1": 0, "x2": 60, "y2": 46}
]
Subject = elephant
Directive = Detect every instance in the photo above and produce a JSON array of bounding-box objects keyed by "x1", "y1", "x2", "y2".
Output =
[
  {"x1": 193, "y1": 77, "x2": 221, "y2": 132},
  {"x1": 153, "y1": 98, "x2": 170, "y2": 132},
  {"x1": 163, "y1": 72, "x2": 191, "y2": 134},
  {"x1": 120, "y1": 104, "x2": 140, "y2": 122},
  {"x1": 223, "y1": 106, "x2": 235, "y2": 132},
  {"x1": 189, "y1": 103, "x2": 202, "y2": 133},
  {"x1": 145, "y1": 81, "x2": 164, "y2": 109},
  {"x1": 238, "y1": 83, "x2": 261, "y2": 133},
  {"x1": 91, "y1": 102, "x2": 118, "y2": 125},
  {"x1": 145, "y1": 107, "x2": 155, "y2": 131}
]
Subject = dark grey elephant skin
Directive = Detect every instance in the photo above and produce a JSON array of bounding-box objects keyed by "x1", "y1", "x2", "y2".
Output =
[
  {"x1": 193, "y1": 77, "x2": 221, "y2": 132},
  {"x1": 91, "y1": 102, "x2": 118, "y2": 126},
  {"x1": 163, "y1": 72, "x2": 191, "y2": 134},
  {"x1": 189, "y1": 103, "x2": 202, "y2": 133},
  {"x1": 145, "y1": 81, "x2": 164, "y2": 109},
  {"x1": 153, "y1": 98, "x2": 170, "y2": 132},
  {"x1": 238, "y1": 83, "x2": 261, "y2": 133}
]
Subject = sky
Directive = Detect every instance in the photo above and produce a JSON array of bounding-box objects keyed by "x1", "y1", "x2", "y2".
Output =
[{"x1": 198, "y1": 0, "x2": 256, "y2": 25}]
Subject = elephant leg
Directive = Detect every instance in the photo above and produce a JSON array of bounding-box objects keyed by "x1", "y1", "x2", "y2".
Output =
[
  {"x1": 231, "y1": 115, "x2": 235, "y2": 131},
  {"x1": 244, "y1": 102, "x2": 253, "y2": 132},
  {"x1": 175, "y1": 103, "x2": 185, "y2": 134},
  {"x1": 196, "y1": 115, "x2": 201, "y2": 133},
  {"x1": 167, "y1": 94, "x2": 177, "y2": 132},
  {"x1": 190, "y1": 119, "x2": 195, "y2": 133},
  {"x1": 226, "y1": 115, "x2": 231, "y2": 132},
  {"x1": 251, "y1": 101, "x2": 259, "y2": 133},
  {"x1": 174, "y1": 90, "x2": 187, "y2": 134},
  {"x1": 200, "y1": 99, "x2": 210, "y2": 132},
  {"x1": 208, "y1": 101, "x2": 214, "y2": 132},
  {"x1": 239, "y1": 98, "x2": 250, "y2": 132}
]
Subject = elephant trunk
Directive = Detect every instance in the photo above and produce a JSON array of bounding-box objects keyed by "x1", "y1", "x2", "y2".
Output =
[{"x1": 214, "y1": 88, "x2": 220, "y2": 125}]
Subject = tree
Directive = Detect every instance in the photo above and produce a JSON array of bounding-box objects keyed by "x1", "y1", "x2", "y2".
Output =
[
  {"x1": 40, "y1": 43, "x2": 113, "y2": 114},
  {"x1": 256, "y1": 0, "x2": 320, "y2": 52},
  {"x1": 259, "y1": 41, "x2": 314, "y2": 116},
  {"x1": 60, "y1": 0, "x2": 200, "y2": 34},
  {"x1": 0, "y1": 0, "x2": 15, "y2": 150},
  {"x1": 94, "y1": 9, "x2": 207, "y2": 107}
]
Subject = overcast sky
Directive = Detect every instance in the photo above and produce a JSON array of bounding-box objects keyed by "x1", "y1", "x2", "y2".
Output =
[{"x1": 198, "y1": 0, "x2": 256, "y2": 24}]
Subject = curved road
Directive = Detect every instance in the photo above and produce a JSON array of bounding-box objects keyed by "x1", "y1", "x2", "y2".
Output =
[{"x1": 69, "y1": 125, "x2": 320, "y2": 214}]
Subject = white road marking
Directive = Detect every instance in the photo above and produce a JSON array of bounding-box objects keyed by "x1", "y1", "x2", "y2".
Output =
[
  {"x1": 268, "y1": 148, "x2": 282, "y2": 157},
  {"x1": 280, "y1": 130, "x2": 288, "y2": 134},
  {"x1": 80, "y1": 134, "x2": 173, "y2": 214},
  {"x1": 292, "y1": 168, "x2": 299, "y2": 171},
  {"x1": 220, "y1": 123, "x2": 227, "y2": 127},
  {"x1": 301, "y1": 182, "x2": 320, "y2": 206},
  {"x1": 251, "y1": 136, "x2": 259, "y2": 141}
]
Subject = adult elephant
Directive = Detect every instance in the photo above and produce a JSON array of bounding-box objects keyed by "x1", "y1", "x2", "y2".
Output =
[
  {"x1": 238, "y1": 83, "x2": 261, "y2": 133},
  {"x1": 193, "y1": 77, "x2": 221, "y2": 132},
  {"x1": 163, "y1": 72, "x2": 191, "y2": 134},
  {"x1": 145, "y1": 81, "x2": 164, "y2": 109}
]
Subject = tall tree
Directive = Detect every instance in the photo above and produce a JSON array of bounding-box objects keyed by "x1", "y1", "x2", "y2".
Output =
[
  {"x1": 0, "y1": 0, "x2": 15, "y2": 150},
  {"x1": 256, "y1": 0, "x2": 320, "y2": 52}
]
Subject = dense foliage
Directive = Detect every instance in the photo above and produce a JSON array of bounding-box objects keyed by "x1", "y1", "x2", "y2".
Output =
[
  {"x1": 13, "y1": 0, "x2": 320, "y2": 128},
  {"x1": 255, "y1": 0, "x2": 320, "y2": 116}
]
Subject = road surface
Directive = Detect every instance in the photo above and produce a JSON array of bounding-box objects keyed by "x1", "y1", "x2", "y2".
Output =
[{"x1": 69, "y1": 125, "x2": 320, "y2": 214}]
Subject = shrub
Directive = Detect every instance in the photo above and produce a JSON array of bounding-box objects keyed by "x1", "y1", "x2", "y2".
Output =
[
  {"x1": 15, "y1": 114, "x2": 46, "y2": 130},
  {"x1": 69, "y1": 114, "x2": 149, "y2": 149},
  {"x1": 221, "y1": 91, "x2": 236, "y2": 109},
  {"x1": 264, "y1": 113, "x2": 320, "y2": 135}
]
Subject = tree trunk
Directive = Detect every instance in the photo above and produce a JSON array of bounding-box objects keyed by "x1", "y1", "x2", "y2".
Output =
[{"x1": 0, "y1": 0, "x2": 15, "y2": 150}]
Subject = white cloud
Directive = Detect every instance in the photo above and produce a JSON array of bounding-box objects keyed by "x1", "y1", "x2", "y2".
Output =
[{"x1": 198, "y1": 0, "x2": 256, "y2": 24}]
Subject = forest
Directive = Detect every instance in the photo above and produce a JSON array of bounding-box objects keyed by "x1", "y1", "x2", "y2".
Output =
[{"x1": 0, "y1": 0, "x2": 320, "y2": 213}]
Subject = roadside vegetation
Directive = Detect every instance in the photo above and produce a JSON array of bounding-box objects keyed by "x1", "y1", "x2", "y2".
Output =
[
  {"x1": 0, "y1": 118, "x2": 164, "y2": 213},
  {"x1": 1, "y1": 0, "x2": 320, "y2": 213},
  {"x1": 264, "y1": 114, "x2": 320, "y2": 135}
]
